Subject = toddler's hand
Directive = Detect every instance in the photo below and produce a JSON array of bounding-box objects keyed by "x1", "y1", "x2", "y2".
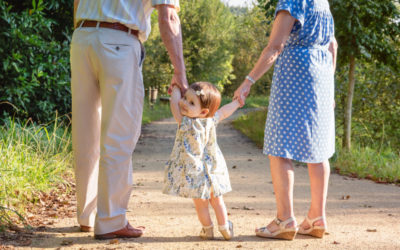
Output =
[{"x1": 168, "y1": 83, "x2": 180, "y2": 95}]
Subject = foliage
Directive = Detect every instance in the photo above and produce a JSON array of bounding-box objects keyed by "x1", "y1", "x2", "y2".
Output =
[
  {"x1": 224, "y1": 5, "x2": 273, "y2": 97},
  {"x1": 3, "y1": 0, "x2": 73, "y2": 41},
  {"x1": 0, "y1": 0, "x2": 71, "y2": 123},
  {"x1": 232, "y1": 108, "x2": 267, "y2": 148},
  {"x1": 144, "y1": 0, "x2": 236, "y2": 92},
  {"x1": 142, "y1": 99, "x2": 172, "y2": 125},
  {"x1": 142, "y1": 12, "x2": 175, "y2": 93},
  {"x1": 334, "y1": 60, "x2": 400, "y2": 149},
  {"x1": 329, "y1": 0, "x2": 400, "y2": 68},
  {"x1": 331, "y1": 143, "x2": 400, "y2": 184},
  {"x1": 233, "y1": 109, "x2": 400, "y2": 183},
  {"x1": 329, "y1": 0, "x2": 400, "y2": 149},
  {"x1": 0, "y1": 206, "x2": 28, "y2": 232},
  {"x1": 221, "y1": 95, "x2": 269, "y2": 109},
  {"x1": 0, "y1": 116, "x2": 73, "y2": 212}
]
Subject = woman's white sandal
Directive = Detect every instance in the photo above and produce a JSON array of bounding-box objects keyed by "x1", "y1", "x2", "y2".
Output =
[
  {"x1": 199, "y1": 224, "x2": 214, "y2": 240},
  {"x1": 298, "y1": 216, "x2": 326, "y2": 238},
  {"x1": 255, "y1": 217, "x2": 298, "y2": 240},
  {"x1": 218, "y1": 220, "x2": 234, "y2": 240}
]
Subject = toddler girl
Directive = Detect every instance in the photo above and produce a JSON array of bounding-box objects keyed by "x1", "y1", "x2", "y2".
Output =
[{"x1": 163, "y1": 82, "x2": 240, "y2": 240}]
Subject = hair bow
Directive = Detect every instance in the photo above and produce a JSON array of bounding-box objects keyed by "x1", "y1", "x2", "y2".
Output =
[{"x1": 195, "y1": 90, "x2": 205, "y2": 96}]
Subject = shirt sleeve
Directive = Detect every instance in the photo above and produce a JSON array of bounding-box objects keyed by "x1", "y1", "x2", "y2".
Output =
[
  {"x1": 275, "y1": 0, "x2": 306, "y2": 27},
  {"x1": 152, "y1": 0, "x2": 180, "y2": 12}
]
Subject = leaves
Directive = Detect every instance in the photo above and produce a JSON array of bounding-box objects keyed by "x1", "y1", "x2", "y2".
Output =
[
  {"x1": 329, "y1": 0, "x2": 400, "y2": 70},
  {"x1": 144, "y1": 0, "x2": 237, "y2": 92},
  {"x1": 0, "y1": 1, "x2": 71, "y2": 123}
]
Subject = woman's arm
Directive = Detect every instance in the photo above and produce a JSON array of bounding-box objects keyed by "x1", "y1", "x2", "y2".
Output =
[
  {"x1": 328, "y1": 37, "x2": 338, "y2": 72},
  {"x1": 216, "y1": 100, "x2": 240, "y2": 122},
  {"x1": 170, "y1": 86, "x2": 183, "y2": 124},
  {"x1": 234, "y1": 10, "x2": 296, "y2": 106}
]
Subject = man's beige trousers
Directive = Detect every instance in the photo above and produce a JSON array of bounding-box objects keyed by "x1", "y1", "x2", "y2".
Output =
[{"x1": 70, "y1": 26, "x2": 144, "y2": 234}]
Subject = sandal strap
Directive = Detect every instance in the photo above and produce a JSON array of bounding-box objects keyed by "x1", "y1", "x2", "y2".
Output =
[
  {"x1": 218, "y1": 221, "x2": 232, "y2": 231},
  {"x1": 306, "y1": 216, "x2": 324, "y2": 226},
  {"x1": 274, "y1": 217, "x2": 296, "y2": 228},
  {"x1": 258, "y1": 226, "x2": 272, "y2": 234},
  {"x1": 202, "y1": 224, "x2": 213, "y2": 230}
]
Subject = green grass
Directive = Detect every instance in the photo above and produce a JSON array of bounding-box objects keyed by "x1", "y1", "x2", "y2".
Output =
[
  {"x1": 142, "y1": 99, "x2": 172, "y2": 125},
  {"x1": 0, "y1": 117, "x2": 73, "y2": 212},
  {"x1": 331, "y1": 145, "x2": 400, "y2": 183},
  {"x1": 232, "y1": 109, "x2": 400, "y2": 184},
  {"x1": 0, "y1": 101, "x2": 172, "y2": 228},
  {"x1": 221, "y1": 95, "x2": 269, "y2": 109},
  {"x1": 232, "y1": 108, "x2": 267, "y2": 148}
]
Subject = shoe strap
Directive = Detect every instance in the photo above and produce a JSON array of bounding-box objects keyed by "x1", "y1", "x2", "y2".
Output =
[
  {"x1": 202, "y1": 224, "x2": 213, "y2": 230},
  {"x1": 218, "y1": 221, "x2": 232, "y2": 231},
  {"x1": 274, "y1": 217, "x2": 296, "y2": 228},
  {"x1": 258, "y1": 226, "x2": 272, "y2": 234},
  {"x1": 306, "y1": 216, "x2": 324, "y2": 226}
]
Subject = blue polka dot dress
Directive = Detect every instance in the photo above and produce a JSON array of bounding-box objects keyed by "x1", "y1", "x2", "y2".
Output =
[{"x1": 263, "y1": 0, "x2": 335, "y2": 163}]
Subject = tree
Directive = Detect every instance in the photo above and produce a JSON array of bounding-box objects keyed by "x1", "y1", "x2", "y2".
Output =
[
  {"x1": 225, "y1": 5, "x2": 272, "y2": 96},
  {"x1": 0, "y1": 0, "x2": 71, "y2": 122},
  {"x1": 143, "y1": 0, "x2": 236, "y2": 93},
  {"x1": 329, "y1": 0, "x2": 400, "y2": 149}
]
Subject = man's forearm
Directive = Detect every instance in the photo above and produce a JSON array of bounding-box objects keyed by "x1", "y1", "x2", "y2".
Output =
[
  {"x1": 74, "y1": 0, "x2": 80, "y2": 28},
  {"x1": 156, "y1": 5, "x2": 186, "y2": 75}
]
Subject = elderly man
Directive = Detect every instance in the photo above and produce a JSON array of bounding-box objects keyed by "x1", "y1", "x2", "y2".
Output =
[{"x1": 71, "y1": 0, "x2": 187, "y2": 239}]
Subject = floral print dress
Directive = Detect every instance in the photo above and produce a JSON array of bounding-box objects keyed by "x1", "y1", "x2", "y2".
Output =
[{"x1": 163, "y1": 114, "x2": 232, "y2": 199}]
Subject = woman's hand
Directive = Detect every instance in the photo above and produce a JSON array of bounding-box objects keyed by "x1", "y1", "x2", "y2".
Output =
[{"x1": 233, "y1": 80, "x2": 253, "y2": 107}]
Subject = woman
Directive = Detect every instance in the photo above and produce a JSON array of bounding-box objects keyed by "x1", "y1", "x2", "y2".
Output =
[{"x1": 234, "y1": 0, "x2": 337, "y2": 240}]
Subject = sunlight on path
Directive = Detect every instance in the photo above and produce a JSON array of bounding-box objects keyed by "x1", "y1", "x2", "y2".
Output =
[{"x1": 26, "y1": 114, "x2": 400, "y2": 249}]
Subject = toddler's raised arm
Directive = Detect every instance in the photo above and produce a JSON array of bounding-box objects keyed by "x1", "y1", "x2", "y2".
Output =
[
  {"x1": 216, "y1": 99, "x2": 240, "y2": 122},
  {"x1": 170, "y1": 86, "x2": 183, "y2": 124}
]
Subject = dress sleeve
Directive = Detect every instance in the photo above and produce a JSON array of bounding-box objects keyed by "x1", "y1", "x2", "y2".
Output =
[
  {"x1": 212, "y1": 112, "x2": 221, "y2": 127},
  {"x1": 275, "y1": 0, "x2": 306, "y2": 27},
  {"x1": 179, "y1": 116, "x2": 191, "y2": 131}
]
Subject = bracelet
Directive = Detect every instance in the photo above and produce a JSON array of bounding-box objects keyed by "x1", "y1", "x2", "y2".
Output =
[{"x1": 246, "y1": 75, "x2": 256, "y2": 85}]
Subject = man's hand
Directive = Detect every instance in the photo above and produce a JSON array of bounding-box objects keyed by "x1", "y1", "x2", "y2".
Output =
[{"x1": 168, "y1": 71, "x2": 188, "y2": 95}]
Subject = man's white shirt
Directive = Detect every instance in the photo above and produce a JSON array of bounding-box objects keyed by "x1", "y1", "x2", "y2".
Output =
[{"x1": 75, "y1": 0, "x2": 180, "y2": 42}]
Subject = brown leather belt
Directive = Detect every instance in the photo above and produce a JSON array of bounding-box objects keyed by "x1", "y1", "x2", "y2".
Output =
[{"x1": 78, "y1": 20, "x2": 139, "y2": 38}]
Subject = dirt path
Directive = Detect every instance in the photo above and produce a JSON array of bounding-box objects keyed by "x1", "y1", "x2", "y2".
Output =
[{"x1": 7, "y1": 113, "x2": 400, "y2": 249}]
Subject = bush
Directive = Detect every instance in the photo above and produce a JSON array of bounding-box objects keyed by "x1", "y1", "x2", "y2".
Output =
[{"x1": 0, "y1": 0, "x2": 71, "y2": 123}]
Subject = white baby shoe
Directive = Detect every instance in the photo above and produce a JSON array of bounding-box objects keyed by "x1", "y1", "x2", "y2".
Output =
[
  {"x1": 199, "y1": 224, "x2": 214, "y2": 240},
  {"x1": 219, "y1": 220, "x2": 234, "y2": 240}
]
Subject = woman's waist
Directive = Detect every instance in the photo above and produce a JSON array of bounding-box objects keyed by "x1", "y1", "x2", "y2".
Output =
[{"x1": 284, "y1": 44, "x2": 330, "y2": 51}]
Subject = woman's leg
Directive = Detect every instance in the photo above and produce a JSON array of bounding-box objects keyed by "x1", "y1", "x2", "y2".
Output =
[
  {"x1": 262, "y1": 156, "x2": 296, "y2": 232},
  {"x1": 209, "y1": 193, "x2": 228, "y2": 226},
  {"x1": 193, "y1": 198, "x2": 213, "y2": 226},
  {"x1": 300, "y1": 160, "x2": 330, "y2": 229}
]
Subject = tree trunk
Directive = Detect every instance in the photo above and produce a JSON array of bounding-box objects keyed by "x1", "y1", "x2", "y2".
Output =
[{"x1": 343, "y1": 56, "x2": 356, "y2": 149}]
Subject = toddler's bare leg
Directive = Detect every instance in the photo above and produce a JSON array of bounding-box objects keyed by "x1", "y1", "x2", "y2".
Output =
[
  {"x1": 209, "y1": 193, "x2": 228, "y2": 226},
  {"x1": 193, "y1": 198, "x2": 212, "y2": 226}
]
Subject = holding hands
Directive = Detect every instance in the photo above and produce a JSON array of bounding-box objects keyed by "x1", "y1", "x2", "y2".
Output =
[
  {"x1": 169, "y1": 71, "x2": 188, "y2": 95},
  {"x1": 233, "y1": 76, "x2": 255, "y2": 107}
]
